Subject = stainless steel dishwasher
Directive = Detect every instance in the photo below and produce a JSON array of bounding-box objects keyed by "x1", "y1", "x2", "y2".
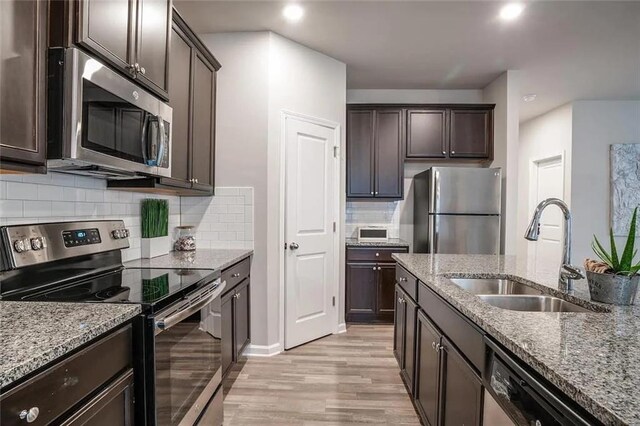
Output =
[{"x1": 483, "y1": 338, "x2": 602, "y2": 426}]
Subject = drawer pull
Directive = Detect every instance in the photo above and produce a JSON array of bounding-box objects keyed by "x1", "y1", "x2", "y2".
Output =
[
  {"x1": 375, "y1": 252, "x2": 380, "y2": 257},
  {"x1": 19, "y1": 407, "x2": 39, "y2": 423},
  {"x1": 232, "y1": 273, "x2": 241, "y2": 278},
  {"x1": 399, "y1": 277, "x2": 407, "y2": 282}
]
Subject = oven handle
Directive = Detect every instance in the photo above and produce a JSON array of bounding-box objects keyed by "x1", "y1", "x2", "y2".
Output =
[{"x1": 155, "y1": 280, "x2": 226, "y2": 332}]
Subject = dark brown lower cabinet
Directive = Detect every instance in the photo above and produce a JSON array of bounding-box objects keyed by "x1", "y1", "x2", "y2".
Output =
[
  {"x1": 220, "y1": 257, "x2": 252, "y2": 379},
  {"x1": 415, "y1": 310, "x2": 441, "y2": 426},
  {"x1": 393, "y1": 285, "x2": 417, "y2": 394},
  {"x1": 439, "y1": 336, "x2": 483, "y2": 426},
  {"x1": 346, "y1": 245, "x2": 409, "y2": 323},
  {"x1": 0, "y1": 325, "x2": 134, "y2": 426}
]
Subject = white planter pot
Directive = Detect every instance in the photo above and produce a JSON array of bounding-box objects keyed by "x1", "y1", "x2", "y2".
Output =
[{"x1": 141, "y1": 236, "x2": 170, "y2": 259}]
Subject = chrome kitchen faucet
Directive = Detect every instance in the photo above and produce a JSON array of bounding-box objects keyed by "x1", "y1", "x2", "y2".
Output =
[{"x1": 525, "y1": 198, "x2": 585, "y2": 291}]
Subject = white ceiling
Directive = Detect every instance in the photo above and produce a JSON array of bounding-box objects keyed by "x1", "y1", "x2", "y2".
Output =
[{"x1": 175, "y1": 1, "x2": 640, "y2": 121}]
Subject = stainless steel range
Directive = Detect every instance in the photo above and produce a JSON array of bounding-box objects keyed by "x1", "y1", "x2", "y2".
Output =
[{"x1": 0, "y1": 220, "x2": 225, "y2": 426}]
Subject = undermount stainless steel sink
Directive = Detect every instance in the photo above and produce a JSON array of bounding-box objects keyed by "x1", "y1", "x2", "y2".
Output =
[
  {"x1": 449, "y1": 278, "x2": 598, "y2": 313},
  {"x1": 477, "y1": 295, "x2": 593, "y2": 313},
  {"x1": 449, "y1": 278, "x2": 543, "y2": 295}
]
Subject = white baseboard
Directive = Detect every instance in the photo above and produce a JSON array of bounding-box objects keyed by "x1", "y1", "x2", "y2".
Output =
[
  {"x1": 243, "y1": 342, "x2": 282, "y2": 357},
  {"x1": 336, "y1": 322, "x2": 347, "y2": 334}
]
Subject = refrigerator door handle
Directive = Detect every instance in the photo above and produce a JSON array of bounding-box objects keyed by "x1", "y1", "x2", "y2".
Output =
[{"x1": 429, "y1": 215, "x2": 439, "y2": 253}]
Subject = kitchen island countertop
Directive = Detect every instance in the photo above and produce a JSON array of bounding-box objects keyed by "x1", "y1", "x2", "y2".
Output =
[
  {"x1": 392, "y1": 253, "x2": 640, "y2": 426},
  {"x1": 0, "y1": 302, "x2": 140, "y2": 390}
]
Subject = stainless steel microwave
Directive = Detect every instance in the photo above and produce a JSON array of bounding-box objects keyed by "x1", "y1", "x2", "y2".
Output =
[{"x1": 47, "y1": 47, "x2": 172, "y2": 178}]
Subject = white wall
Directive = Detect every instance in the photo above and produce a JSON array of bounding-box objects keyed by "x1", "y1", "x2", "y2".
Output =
[
  {"x1": 200, "y1": 32, "x2": 271, "y2": 349},
  {"x1": 202, "y1": 31, "x2": 346, "y2": 352},
  {"x1": 483, "y1": 71, "x2": 521, "y2": 255},
  {"x1": 570, "y1": 101, "x2": 640, "y2": 263},
  {"x1": 517, "y1": 104, "x2": 573, "y2": 261},
  {"x1": 267, "y1": 34, "x2": 347, "y2": 344}
]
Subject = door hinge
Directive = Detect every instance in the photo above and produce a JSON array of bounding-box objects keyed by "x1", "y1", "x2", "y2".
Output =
[
  {"x1": 333, "y1": 222, "x2": 336, "y2": 232},
  {"x1": 332, "y1": 296, "x2": 335, "y2": 307},
  {"x1": 333, "y1": 146, "x2": 339, "y2": 158}
]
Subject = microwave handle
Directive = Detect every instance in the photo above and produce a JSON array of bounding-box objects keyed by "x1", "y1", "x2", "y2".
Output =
[
  {"x1": 155, "y1": 114, "x2": 166, "y2": 167},
  {"x1": 141, "y1": 114, "x2": 152, "y2": 165}
]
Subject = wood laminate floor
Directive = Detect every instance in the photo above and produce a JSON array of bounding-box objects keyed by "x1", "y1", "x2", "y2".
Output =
[{"x1": 223, "y1": 324, "x2": 421, "y2": 425}]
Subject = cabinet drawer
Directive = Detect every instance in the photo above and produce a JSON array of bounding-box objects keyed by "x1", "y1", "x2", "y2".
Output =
[
  {"x1": 222, "y1": 257, "x2": 251, "y2": 293},
  {"x1": 418, "y1": 282, "x2": 485, "y2": 371},
  {"x1": 0, "y1": 325, "x2": 132, "y2": 426},
  {"x1": 396, "y1": 265, "x2": 418, "y2": 301},
  {"x1": 346, "y1": 247, "x2": 407, "y2": 262}
]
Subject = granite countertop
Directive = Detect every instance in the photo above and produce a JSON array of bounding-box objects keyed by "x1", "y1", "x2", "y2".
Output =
[
  {"x1": 392, "y1": 253, "x2": 640, "y2": 426},
  {"x1": 346, "y1": 238, "x2": 409, "y2": 247},
  {"x1": 0, "y1": 302, "x2": 140, "y2": 390},
  {"x1": 124, "y1": 248, "x2": 253, "y2": 271}
]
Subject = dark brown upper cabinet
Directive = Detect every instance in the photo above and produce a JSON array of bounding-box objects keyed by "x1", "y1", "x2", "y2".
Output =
[
  {"x1": 406, "y1": 108, "x2": 447, "y2": 159},
  {"x1": 449, "y1": 107, "x2": 493, "y2": 159},
  {"x1": 347, "y1": 107, "x2": 404, "y2": 200},
  {"x1": 0, "y1": 0, "x2": 48, "y2": 174},
  {"x1": 108, "y1": 9, "x2": 220, "y2": 196},
  {"x1": 406, "y1": 105, "x2": 494, "y2": 161},
  {"x1": 52, "y1": 0, "x2": 170, "y2": 99}
]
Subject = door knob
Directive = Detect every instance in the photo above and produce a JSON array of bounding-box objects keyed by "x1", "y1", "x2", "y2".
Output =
[{"x1": 289, "y1": 242, "x2": 299, "y2": 250}]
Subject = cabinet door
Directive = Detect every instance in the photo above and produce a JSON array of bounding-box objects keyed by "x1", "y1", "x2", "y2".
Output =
[
  {"x1": 346, "y1": 262, "x2": 377, "y2": 321},
  {"x1": 406, "y1": 109, "x2": 447, "y2": 159},
  {"x1": 347, "y1": 109, "x2": 375, "y2": 197},
  {"x1": 168, "y1": 25, "x2": 192, "y2": 183},
  {"x1": 0, "y1": 0, "x2": 47, "y2": 171},
  {"x1": 374, "y1": 109, "x2": 404, "y2": 198},
  {"x1": 76, "y1": 0, "x2": 135, "y2": 72},
  {"x1": 415, "y1": 310, "x2": 442, "y2": 426},
  {"x1": 401, "y1": 295, "x2": 417, "y2": 395},
  {"x1": 393, "y1": 285, "x2": 406, "y2": 367},
  {"x1": 191, "y1": 53, "x2": 215, "y2": 189},
  {"x1": 449, "y1": 108, "x2": 493, "y2": 159},
  {"x1": 439, "y1": 336, "x2": 483, "y2": 426},
  {"x1": 376, "y1": 264, "x2": 396, "y2": 319},
  {"x1": 234, "y1": 280, "x2": 250, "y2": 359},
  {"x1": 221, "y1": 291, "x2": 234, "y2": 377},
  {"x1": 134, "y1": 0, "x2": 170, "y2": 96},
  {"x1": 60, "y1": 370, "x2": 134, "y2": 426}
]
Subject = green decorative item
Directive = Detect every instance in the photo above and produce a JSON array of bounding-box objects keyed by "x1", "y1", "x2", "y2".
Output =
[
  {"x1": 141, "y1": 199, "x2": 170, "y2": 258},
  {"x1": 585, "y1": 207, "x2": 640, "y2": 305},
  {"x1": 142, "y1": 273, "x2": 170, "y2": 303}
]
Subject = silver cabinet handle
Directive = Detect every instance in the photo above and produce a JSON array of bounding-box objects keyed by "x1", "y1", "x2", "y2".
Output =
[
  {"x1": 435, "y1": 343, "x2": 443, "y2": 352},
  {"x1": 451, "y1": 150, "x2": 456, "y2": 155},
  {"x1": 442, "y1": 150, "x2": 446, "y2": 155},
  {"x1": 140, "y1": 66, "x2": 146, "y2": 75},
  {"x1": 372, "y1": 266, "x2": 377, "y2": 271},
  {"x1": 232, "y1": 273, "x2": 240, "y2": 278},
  {"x1": 432, "y1": 342, "x2": 437, "y2": 350},
  {"x1": 235, "y1": 293, "x2": 241, "y2": 299},
  {"x1": 19, "y1": 407, "x2": 39, "y2": 422},
  {"x1": 397, "y1": 297, "x2": 403, "y2": 304},
  {"x1": 375, "y1": 252, "x2": 380, "y2": 257},
  {"x1": 289, "y1": 242, "x2": 299, "y2": 250},
  {"x1": 378, "y1": 267, "x2": 381, "y2": 270},
  {"x1": 399, "y1": 277, "x2": 407, "y2": 282},
  {"x1": 370, "y1": 191, "x2": 374, "y2": 195}
]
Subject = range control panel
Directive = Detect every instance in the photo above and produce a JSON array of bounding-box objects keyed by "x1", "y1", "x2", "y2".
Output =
[
  {"x1": 0, "y1": 220, "x2": 130, "y2": 271},
  {"x1": 63, "y1": 228, "x2": 102, "y2": 248}
]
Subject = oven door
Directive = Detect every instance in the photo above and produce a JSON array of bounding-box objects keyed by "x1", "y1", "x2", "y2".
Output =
[
  {"x1": 58, "y1": 48, "x2": 172, "y2": 177},
  {"x1": 152, "y1": 279, "x2": 226, "y2": 426}
]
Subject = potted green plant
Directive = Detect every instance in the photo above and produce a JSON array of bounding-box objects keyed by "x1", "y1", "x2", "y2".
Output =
[
  {"x1": 141, "y1": 199, "x2": 170, "y2": 258},
  {"x1": 585, "y1": 207, "x2": 640, "y2": 305}
]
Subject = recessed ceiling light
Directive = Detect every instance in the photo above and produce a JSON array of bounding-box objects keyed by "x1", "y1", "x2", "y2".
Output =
[
  {"x1": 283, "y1": 4, "x2": 304, "y2": 22},
  {"x1": 499, "y1": 3, "x2": 525, "y2": 21},
  {"x1": 523, "y1": 94, "x2": 537, "y2": 102}
]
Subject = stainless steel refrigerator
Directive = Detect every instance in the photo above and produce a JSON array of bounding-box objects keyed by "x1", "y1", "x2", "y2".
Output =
[{"x1": 413, "y1": 167, "x2": 502, "y2": 254}]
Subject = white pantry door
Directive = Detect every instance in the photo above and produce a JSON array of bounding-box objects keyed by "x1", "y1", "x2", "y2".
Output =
[
  {"x1": 531, "y1": 156, "x2": 565, "y2": 272},
  {"x1": 284, "y1": 116, "x2": 338, "y2": 350}
]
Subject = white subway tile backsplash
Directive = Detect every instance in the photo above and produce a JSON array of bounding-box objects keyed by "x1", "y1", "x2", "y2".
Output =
[
  {"x1": 24, "y1": 201, "x2": 52, "y2": 217},
  {"x1": 0, "y1": 200, "x2": 23, "y2": 217},
  {"x1": 38, "y1": 185, "x2": 63, "y2": 201},
  {"x1": 7, "y1": 182, "x2": 39, "y2": 200}
]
